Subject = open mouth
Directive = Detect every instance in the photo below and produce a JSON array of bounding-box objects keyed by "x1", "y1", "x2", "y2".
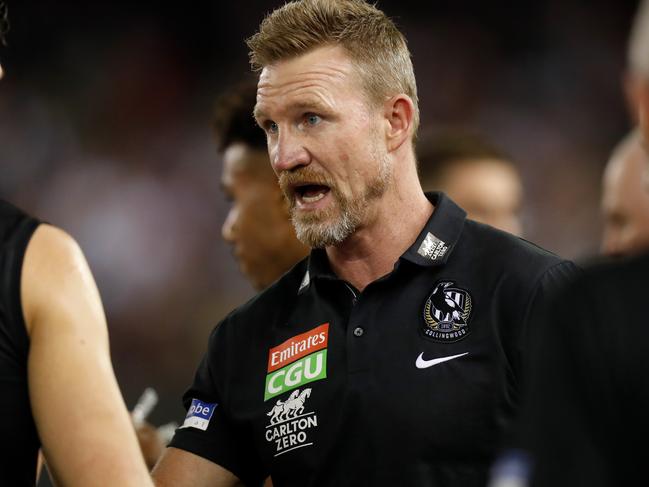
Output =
[{"x1": 293, "y1": 183, "x2": 331, "y2": 205}]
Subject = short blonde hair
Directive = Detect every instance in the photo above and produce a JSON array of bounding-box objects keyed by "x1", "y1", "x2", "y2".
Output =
[{"x1": 247, "y1": 0, "x2": 419, "y2": 135}]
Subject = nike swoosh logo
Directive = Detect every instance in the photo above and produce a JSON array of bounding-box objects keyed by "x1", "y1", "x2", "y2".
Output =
[{"x1": 415, "y1": 352, "x2": 469, "y2": 369}]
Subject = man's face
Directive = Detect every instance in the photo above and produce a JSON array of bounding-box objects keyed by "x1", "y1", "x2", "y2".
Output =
[
  {"x1": 254, "y1": 45, "x2": 392, "y2": 248},
  {"x1": 628, "y1": 73, "x2": 649, "y2": 189},
  {"x1": 436, "y1": 159, "x2": 523, "y2": 236},
  {"x1": 221, "y1": 143, "x2": 308, "y2": 290},
  {"x1": 601, "y1": 137, "x2": 649, "y2": 256}
]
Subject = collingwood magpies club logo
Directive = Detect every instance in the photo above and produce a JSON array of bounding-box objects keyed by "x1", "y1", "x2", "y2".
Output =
[{"x1": 422, "y1": 280, "x2": 472, "y2": 342}]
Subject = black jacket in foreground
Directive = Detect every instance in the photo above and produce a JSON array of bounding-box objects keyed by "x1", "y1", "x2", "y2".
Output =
[{"x1": 524, "y1": 251, "x2": 649, "y2": 487}]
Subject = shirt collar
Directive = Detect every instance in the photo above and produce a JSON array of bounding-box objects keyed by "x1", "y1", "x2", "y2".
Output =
[
  {"x1": 302, "y1": 248, "x2": 335, "y2": 285},
  {"x1": 298, "y1": 191, "x2": 466, "y2": 293},
  {"x1": 401, "y1": 191, "x2": 466, "y2": 267}
]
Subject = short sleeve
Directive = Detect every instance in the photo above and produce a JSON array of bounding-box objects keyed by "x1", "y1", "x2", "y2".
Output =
[{"x1": 168, "y1": 321, "x2": 266, "y2": 486}]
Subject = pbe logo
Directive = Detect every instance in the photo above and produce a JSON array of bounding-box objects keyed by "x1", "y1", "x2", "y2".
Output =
[
  {"x1": 180, "y1": 398, "x2": 216, "y2": 431},
  {"x1": 265, "y1": 388, "x2": 318, "y2": 457},
  {"x1": 423, "y1": 280, "x2": 472, "y2": 343}
]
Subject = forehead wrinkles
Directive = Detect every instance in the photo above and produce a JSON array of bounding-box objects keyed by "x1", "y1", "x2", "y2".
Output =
[{"x1": 257, "y1": 64, "x2": 355, "y2": 113}]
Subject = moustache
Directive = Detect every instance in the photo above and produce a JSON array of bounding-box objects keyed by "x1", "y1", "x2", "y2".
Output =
[{"x1": 278, "y1": 168, "x2": 336, "y2": 195}]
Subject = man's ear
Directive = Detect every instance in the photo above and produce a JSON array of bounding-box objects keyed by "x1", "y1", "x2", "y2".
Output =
[
  {"x1": 635, "y1": 76, "x2": 649, "y2": 143},
  {"x1": 383, "y1": 94, "x2": 415, "y2": 152}
]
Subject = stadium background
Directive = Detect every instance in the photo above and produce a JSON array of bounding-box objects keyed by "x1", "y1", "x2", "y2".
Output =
[{"x1": 0, "y1": 0, "x2": 639, "y2": 444}]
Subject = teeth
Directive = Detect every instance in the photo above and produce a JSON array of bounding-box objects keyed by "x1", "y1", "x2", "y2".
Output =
[{"x1": 301, "y1": 192, "x2": 326, "y2": 203}]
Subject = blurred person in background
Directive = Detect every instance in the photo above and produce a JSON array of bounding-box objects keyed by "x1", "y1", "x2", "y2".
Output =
[
  {"x1": 417, "y1": 128, "x2": 524, "y2": 236},
  {"x1": 152, "y1": 1, "x2": 576, "y2": 485},
  {"x1": 214, "y1": 80, "x2": 309, "y2": 487},
  {"x1": 143, "y1": 79, "x2": 301, "y2": 485},
  {"x1": 0, "y1": 4, "x2": 153, "y2": 486},
  {"x1": 490, "y1": 1, "x2": 649, "y2": 486},
  {"x1": 215, "y1": 78, "x2": 309, "y2": 291},
  {"x1": 600, "y1": 128, "x2": 649, "y2": 256}
]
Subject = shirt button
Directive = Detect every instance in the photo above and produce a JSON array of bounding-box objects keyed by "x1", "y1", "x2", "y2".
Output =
[{"x1": 353, "y1": 326, "x2": 364, "y2": 337}]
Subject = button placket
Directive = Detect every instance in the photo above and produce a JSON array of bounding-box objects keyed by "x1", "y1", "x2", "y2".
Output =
[{"x1": 347, "y1": 289, "x2": 372, "y2": 375}]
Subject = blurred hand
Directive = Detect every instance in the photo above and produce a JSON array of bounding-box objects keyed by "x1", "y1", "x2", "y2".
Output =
[{"x1": 134, "y1": 419, "x2": 165, "y2": 470}]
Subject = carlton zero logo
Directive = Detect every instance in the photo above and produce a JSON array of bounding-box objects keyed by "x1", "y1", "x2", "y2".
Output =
[
  {"x1": 265, "y1": 387, "x2": 318, "y2": 457},
  {"x1": 264, "y1": 323, "x2": 329, "y2": 401}
]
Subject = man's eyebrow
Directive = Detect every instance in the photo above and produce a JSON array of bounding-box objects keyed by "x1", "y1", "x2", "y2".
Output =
[
  {"x1": 289, "y1": 100, "x2": 330, "y2": 113},
  {"x1": 254, "y1": 100, "x2": 331, "y2": 123},
  {"x1": 253, "y1": 105, "x2": 267, "y2": 123}
]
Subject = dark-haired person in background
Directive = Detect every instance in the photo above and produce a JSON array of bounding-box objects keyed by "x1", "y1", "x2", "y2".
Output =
[
  {"x1": 212, "y1": 75, "x2": 287, "y2": 487},
  {"x1": 0, "y1": 4, "x2": 152, "y2": 485},
  {"x1": 133, "y1": 81, "x2": 308, "y2": 483},
  {"x1": 214, "y1": 79, "x2": 309, "y2": 291}
]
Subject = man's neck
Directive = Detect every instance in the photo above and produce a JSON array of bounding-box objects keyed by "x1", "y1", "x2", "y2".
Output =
[{"x1": 326, "y1": 188, "x2": 433, "y2": 292}]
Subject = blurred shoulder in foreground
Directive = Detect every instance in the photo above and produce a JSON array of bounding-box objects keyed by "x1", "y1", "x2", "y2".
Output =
[{"x1": 0, "y1": 199, "x2": 152, "y2": 485}]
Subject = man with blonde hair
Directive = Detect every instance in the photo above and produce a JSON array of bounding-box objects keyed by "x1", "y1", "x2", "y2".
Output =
[{"x1": 153, "y1": 1, "x2": 575, "y2": 486}]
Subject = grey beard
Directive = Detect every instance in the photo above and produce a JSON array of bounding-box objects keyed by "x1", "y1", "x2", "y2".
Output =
[
  {"x1": 287, "y1": 146, "x2": 392, "y2": 249},
  {"x1": 291, "y1": 204, "x2": 362, "y2": 248}
]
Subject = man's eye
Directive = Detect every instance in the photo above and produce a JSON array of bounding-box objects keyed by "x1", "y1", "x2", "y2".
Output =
[
  {"x1": 305, "y1": 114, "x2": 321, "y2": 126},
  {"x1": 267, "y1": 121, "x2": 279, "y2": 134}
]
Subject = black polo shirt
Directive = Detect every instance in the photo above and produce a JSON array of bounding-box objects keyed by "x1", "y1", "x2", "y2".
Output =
[{"x1": 169, "y1": 192, "x2": 577, "y2": 487}]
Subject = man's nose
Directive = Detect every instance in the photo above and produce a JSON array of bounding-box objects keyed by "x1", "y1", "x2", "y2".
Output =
[
  {"x1": 222, "y1": 207, "x2": 238, "y2": 243},
  {"x1": 271, "y1": 128, "x2": 310, "y2": 173}
]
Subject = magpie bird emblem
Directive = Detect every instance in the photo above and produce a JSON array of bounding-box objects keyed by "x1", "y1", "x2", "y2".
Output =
[{"x1": 423, "y1": 280, "x2": 472, "y2": 342}]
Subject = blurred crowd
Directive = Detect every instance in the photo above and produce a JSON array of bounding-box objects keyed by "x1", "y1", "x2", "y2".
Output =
[{"x1": 0, "y1": 0, "x2": 640, "y2": 437}]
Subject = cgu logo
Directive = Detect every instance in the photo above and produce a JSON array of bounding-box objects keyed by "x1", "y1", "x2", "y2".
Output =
[{"x1": 264, "y1": 349, "x2": 327, "y2": 401}]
